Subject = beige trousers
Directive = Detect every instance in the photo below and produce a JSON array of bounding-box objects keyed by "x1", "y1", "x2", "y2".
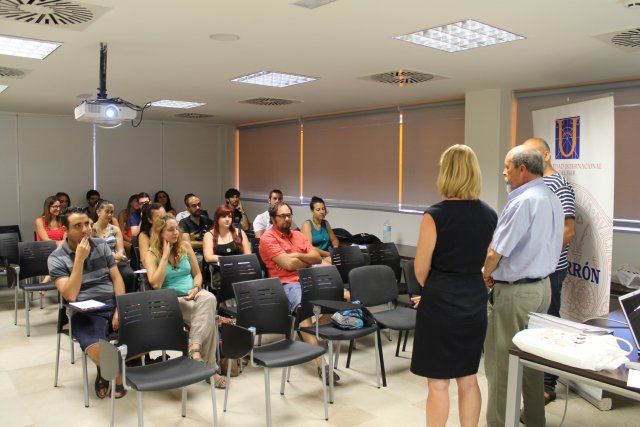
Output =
[
  {"x1": 179, "y1": 290, "x2": 217, "y2": 370},
  {"x1": 484, "y1": 278, "x2": 551, "y2": 427}
]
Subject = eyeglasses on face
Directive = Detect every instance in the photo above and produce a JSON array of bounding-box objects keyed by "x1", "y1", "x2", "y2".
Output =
[{"x1": 275, "y1": 213, "x2": 293, "y2": 219}]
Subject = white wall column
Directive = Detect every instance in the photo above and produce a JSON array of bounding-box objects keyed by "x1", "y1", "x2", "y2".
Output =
[{"x1": 464, "y1": 88, "x2": 513, "y2": 210}]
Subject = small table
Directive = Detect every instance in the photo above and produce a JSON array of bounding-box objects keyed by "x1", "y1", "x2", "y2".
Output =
[
  {"x1": 505, "y1": 311, "x2": 640, "y2": 426},
  {"x1": 395, "y1": 244, "x2": 416, "y2": 260}
]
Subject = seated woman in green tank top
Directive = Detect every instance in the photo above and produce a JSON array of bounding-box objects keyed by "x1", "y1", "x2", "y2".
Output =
[
  {"x1": 145, "y1": 214, "x2": 226, "y2": 388},
  {"x1": 300, "y1": 196, "x2": 340, "y2": 263}
]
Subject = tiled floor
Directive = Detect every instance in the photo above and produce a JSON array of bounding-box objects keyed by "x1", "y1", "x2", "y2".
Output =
[{"x1": 2, "y1": 289, "x2": 639, "y2": 426}]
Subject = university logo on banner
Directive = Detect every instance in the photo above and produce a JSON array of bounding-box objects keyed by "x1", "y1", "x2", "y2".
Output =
[{"x1": 555, "y1": 116, "x2": 580, "y2": 160}]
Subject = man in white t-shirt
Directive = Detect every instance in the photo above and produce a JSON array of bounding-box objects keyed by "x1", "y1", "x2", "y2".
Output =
[{"x1": 253, "y1": 189, "x2": 297, "y2": 238}]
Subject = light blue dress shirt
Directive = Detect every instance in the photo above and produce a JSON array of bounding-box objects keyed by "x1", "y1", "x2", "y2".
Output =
[{"x1": 491, "y1": 178, "x2": 564, "y2": 282}]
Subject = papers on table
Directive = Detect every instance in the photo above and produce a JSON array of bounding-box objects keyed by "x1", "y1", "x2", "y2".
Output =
[
  {"x1": 627, "y1": 369, "x2": 640, "y2": 389},
  {"x1": 528, "y1": 313, "x2": 613, "y2": 335},
  {"x1": 69, "y1": 299, "x2": 107, "y2": 311}
]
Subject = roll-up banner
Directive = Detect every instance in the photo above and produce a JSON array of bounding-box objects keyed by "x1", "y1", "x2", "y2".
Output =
[{"x1": 533, "y1": 96, "x2": 615, "y2": 323}]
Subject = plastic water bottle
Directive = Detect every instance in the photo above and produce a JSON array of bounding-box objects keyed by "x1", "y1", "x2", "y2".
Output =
[{"x1": 383, "y1": 220, "x2": 392, "y2": 243}]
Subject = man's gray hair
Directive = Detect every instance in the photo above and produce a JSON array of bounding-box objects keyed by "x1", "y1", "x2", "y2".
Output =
[{"x1": 512, "y1": 149, "x2": 544, "y2": 176}]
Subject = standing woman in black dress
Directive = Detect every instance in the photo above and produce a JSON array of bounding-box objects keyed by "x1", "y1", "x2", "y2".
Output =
[{"x1": 410, "y1": 145, "x2": 497, "y2": 427}]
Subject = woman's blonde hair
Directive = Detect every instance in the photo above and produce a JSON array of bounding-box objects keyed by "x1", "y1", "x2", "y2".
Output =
[
  {"x1": 437, "y1": 144, "x2": 482, "y2": 200},
  {"x1": 149, "y1": 213, "x2": 188, "y2": 267}
]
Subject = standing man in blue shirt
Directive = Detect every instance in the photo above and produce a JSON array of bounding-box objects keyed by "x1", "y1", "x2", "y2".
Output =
[
  {"x1": 482, "y1": 145, "x2": 564, "y2": 427},
  {"x1": 524, "y1": 137, "x2": 576, "y2": 404}
]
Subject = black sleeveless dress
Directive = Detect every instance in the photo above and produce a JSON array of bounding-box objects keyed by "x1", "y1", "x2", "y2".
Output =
[{"x1": 410, "y1": 200, "x2": 497, "y2": 379}]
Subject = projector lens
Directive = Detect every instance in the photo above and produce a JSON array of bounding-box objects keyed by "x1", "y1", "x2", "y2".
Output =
[{"x1": 104, "y1": 105, "x2": 119, "y2": 119}]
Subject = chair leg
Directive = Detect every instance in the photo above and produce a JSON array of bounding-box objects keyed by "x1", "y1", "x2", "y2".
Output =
[
  {"x1": 402, "y1": 329, "x2": 410, "y2": 352},
  {"x1": 210, "y1": 375, "x2": 218, "y2": 426},
  {"x1": 395, "y1": 330, "x2": 402, "y2": 357},
  {"x1": 14, "y1": 285, "x2": 18, "y2": 325},
  {"x1": 40, "y1": 291, "x2": 44, "y2": 309},
  {"x1": 69, "y1": 318, "x2": 75, "y2": 364},
  {"x1": 286, "y1": 365, "x2": 291, "y2": 383},
  {"x1": 24, "y1": 291, "x2": 30, "y2": 337},
  {"x1": 82, "y1": 351, "x2": 89, "y2": 407},
  {"x1": 181, "y1": 387, "x2": 187, "y2": 417},
  {"x1": 280, "y1": 367, "x2": 287, "y2": 395},
  {"x1": 321, "y1": 357, "x2": 328, "y2": 421},
  {"x1": 110, "y1": 379, "x2": 116, "y2": 427},
  {"x1": 137, "y1": 391, "x2": 144, "y2": 427},
  {"x1": 162, "y1": 350, "x2": 167, "y2": 362},
  {"x1": 376, "y1": 329, "x2": 387, "y2": 387},
  {"x1": 223, "y1": 359, "x2": 232, "y2": 412},
  {"x1": 54, "y1": 331, "x2": 61, "y2": 387},
  {"x1": 328, "y1": 341, "x2": 335, "y2": 404},
  {"x1": 264, "y1": 368, "x2": 272, "y2": 427},
  {"x1": 334, "y1": 341, "x2": 340, "y2": 369},
  {"x1": 346, "y1": 339, "x2": 354, "y2": 369},
  {"x1": 374, "y1": 331, "x2": 381, "y2": 389}
]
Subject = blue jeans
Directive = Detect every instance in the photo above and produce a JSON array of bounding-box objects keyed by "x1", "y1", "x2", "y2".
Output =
[
  {"x1": 544, "y1": 268, "x2": 568, "y2": 390},
  {"x1": 283, "y1": 282, "x2": 302, "y2": 314}
]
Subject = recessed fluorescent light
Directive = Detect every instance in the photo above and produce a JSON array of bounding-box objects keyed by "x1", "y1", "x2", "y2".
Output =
[
  {"x1": 0, "y1": 85, "x2": 8, "y2": 93},
  {"x1": 0, "y1": 34, "x2": 61, "y2": 59},
  {"x1": 150, "y1": 100, "x2": 206, "y2": 109},
  {"x1": 231, "y1": 71, "x2": 317, "y2": 87},
  {"x1": 293, "y1": 0, "x2": 337, "y2": 9},
  {"x1": 395, "y1": 19, "x2": 524, "y2": 53}
]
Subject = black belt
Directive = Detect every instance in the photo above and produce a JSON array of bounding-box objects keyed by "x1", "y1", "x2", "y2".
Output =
[{"x1": 494, "y1": 277, "x2": 547, "y2": 285}]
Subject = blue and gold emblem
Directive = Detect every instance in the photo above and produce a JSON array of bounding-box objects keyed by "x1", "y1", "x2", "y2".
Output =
[{"x1": 555, "y1": 116, "x2": 580, "y2": 160}]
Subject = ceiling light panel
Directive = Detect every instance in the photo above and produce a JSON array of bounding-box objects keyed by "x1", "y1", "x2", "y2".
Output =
[
  {"x1": 0, "y1": 84, "x2": 7, "y2": 93},
  {"x1": 0, "y1": 34, "x2": 61, "y2": 59},
  {"x1": 150, "y1": 100, "x2": 205, "y2": 109},
  {"x1": 395, "y1": 19, "x2": 524, "y2": 53},
  {"x1": 231, "y1": 71, "x2": 317, "y2": 87}
]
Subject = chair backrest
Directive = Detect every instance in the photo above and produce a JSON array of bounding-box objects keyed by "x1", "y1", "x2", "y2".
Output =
[
  {"x1": 130, "y1": 234, "x2": 141, "y2": 271},
  {"x1": 218, "y1": 254, "x2": 263, "y2": 303},
  {"x1": 0, "y1": 226, "x2": 21, "y2": 265},
  {"x1": 249, "y1": 237, "x2": 267, "y2": 275},
  {"x1": 296, "y1": 265, "x2": 345, "y2": 325},
  {"x1": 366, "y1": 243, "x2": 401, "y2": 282},
  {"x1": 349, "y1": 265, "x2": 398, "y2": 307},
  {"x1": 330, "y1": 245, "x2": 366, "y2": 284},
  {"x1": 116, "y1": 289, "x2": 188, "y2": 356},
  {"x1": 18, "y1": 240, "x2": 57, "y2": 279},
  {"x1": 402, "y1": 260, "x2": 422, "y2": 295},
  {"x1": 233, "y1": 278, "x2": 291, "y2": 336}
]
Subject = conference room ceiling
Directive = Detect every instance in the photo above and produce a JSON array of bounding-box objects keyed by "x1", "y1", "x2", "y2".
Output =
[{"x1": 0, "y1": 0, "x2": 638, "y2": 125}]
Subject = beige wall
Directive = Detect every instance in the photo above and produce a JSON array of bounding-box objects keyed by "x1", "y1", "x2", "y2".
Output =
[{"x1": 0, "y1": 111, "x2": 234, "y2": 240}]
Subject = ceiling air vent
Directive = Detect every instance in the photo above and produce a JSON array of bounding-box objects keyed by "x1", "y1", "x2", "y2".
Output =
[
  {"x1": 594, "y1": 28, "x2": 640, "y2": 52},
  {"x1": 174, "y1": 113, "x2": 215, "y2": 119},
  {"x1": 0, "y1": 66, "x2": 29, "y2": 78},
  {"x1": 362, "y1": 70, "x2": 444, "y2": 85},
  {"x1": 0, "y1": 0, "x2": 108, "y2": 30},
  {"x1": 240, "y1": 97, "x2": 301, "y2": 106}
]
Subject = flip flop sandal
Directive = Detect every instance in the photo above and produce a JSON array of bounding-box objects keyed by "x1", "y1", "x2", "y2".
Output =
[
  {"x1": 94, "y1": 368, "x2": 110, "y2": 399},
  {"x1": 206, "y1": 375, "x2": 228, "y2": 389},
  {"x1": 112, "y1": 383, "x2": 127, "y2": 399},
  {"x1": 188, "y1": 348, "x2": 203, "y2": 361}
]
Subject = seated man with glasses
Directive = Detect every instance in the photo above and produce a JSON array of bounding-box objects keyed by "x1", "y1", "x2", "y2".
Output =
[{"x1": 259, "y1": 201, "x2": 339, "y2": 384}]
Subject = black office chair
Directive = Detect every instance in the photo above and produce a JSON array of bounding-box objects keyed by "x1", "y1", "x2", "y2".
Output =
[
  {"x1": 348, "y1": 265, "x2": 417, "y2": 386},
  {"x1": 249, "y1": 237, "x2": 267, "y2": 276},
  {"x1": 400, "y1": 260, "x2": 423, "y2": 352},
  {"x1": 221, "y1": 278, "x2": 328, "y2": 427},
  {"x1": 129, "y1": 235, "x2": 149, "y2": 291},
  {"x1": 296, "y1": 266, "x2": 381, "y2": 401},
  {"x1": 366, "y1": 243, "x2": 407, "y2": 294},
  {"x1": 217, "y1": 254, "x2": 263, "y2": 317},
  {"x1": 16, "y1": 240, "x2": 57, "y2": 336},
  {"x1": 0, "y1": 225, "x2": 21, "y2": 289},
  {"x1": 329, "y1": 245, "x2": 366, "y2": 287},
  {"x1": 100, "y1": 289, "x2": 218, "y2": 427}
]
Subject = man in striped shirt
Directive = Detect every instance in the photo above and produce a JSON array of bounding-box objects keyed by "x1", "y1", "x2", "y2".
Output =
[{"x1": 524, "y1": 138, "x2": 576, "y2": 404}]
